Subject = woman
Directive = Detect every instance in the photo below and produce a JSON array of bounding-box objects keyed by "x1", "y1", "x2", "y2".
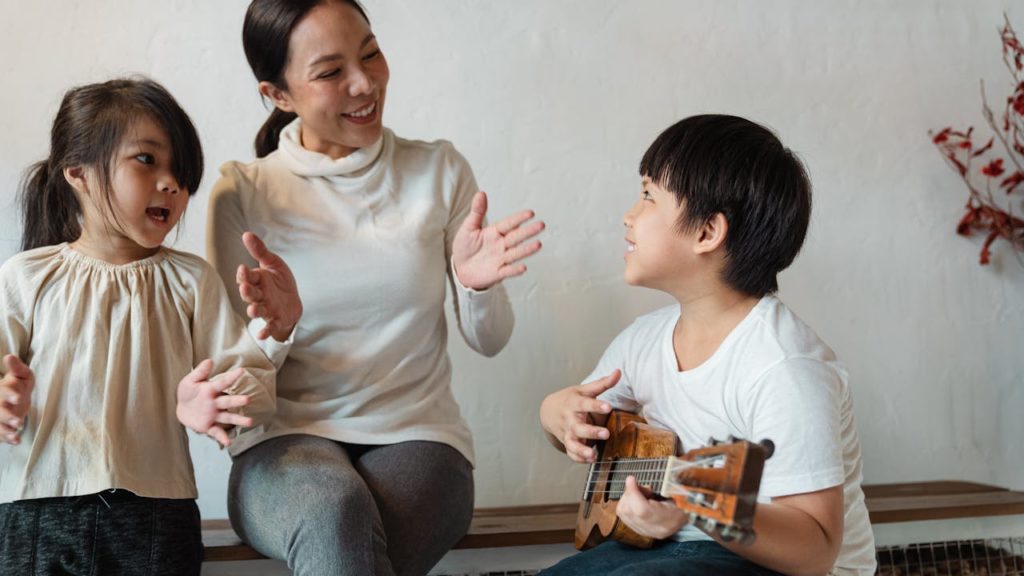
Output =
[{"x1": 206, "y1": 1, "x2": 544, "y2": 575}]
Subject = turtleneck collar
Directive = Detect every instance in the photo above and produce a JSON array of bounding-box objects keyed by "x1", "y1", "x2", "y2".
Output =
[{"x1": 278, "y1": 117, "x2": 386, "y2": 177}]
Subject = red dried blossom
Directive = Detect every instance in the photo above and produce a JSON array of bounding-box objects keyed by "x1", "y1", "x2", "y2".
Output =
[
  {"x1": 981, "y1": 158, "x2": 1005, "y2": 176},
  {"x1": 930, "y1": 14, "x2": 1024, "y2": 266}
]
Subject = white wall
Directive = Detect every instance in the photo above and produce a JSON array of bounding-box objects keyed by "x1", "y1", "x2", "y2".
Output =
[{"x1": 1, "y1": 0, "x2": 1022, "y2": 523}]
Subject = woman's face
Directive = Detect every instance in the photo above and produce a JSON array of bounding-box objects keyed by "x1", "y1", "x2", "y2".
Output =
[{"x1": 266, "y1": 1, "x2": 389, "y2": 159}]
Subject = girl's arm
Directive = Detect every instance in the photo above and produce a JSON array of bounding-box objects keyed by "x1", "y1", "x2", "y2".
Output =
[{"x1": 187, "y1": 261, "x2": 277, "y2": 433}]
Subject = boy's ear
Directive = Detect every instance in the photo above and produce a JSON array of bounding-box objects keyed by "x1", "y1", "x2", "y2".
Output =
[
  {"x1": 693, "y1": 212, "x2": 728, "y2": 255},
  {"x1": 258, "y1": 81, "x2": 295, "y2": 113},
  {"x1": 63, "y1": 166, "x2": 89, "y2": 195}
]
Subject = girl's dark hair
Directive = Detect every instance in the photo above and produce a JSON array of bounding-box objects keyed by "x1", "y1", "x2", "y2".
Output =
[
  {"x1": 639, "y1": 114, "x2": 812, "y2": 298},
  {"x1": 19, "y1": 77, "x2": 203, "y2": 251},
  {"x1": 243, "y1": 0, "x2": 370, "y2": 157}
]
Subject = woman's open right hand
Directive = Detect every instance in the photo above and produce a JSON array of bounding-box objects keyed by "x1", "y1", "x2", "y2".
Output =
[{"x1": 236, "y1": 232, "x2": 303, "y2": 342}]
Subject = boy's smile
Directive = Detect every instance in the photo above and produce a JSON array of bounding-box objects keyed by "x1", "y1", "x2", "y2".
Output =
[{"x1": 622, "y1": 177, "x2": 694, "y2": 290}]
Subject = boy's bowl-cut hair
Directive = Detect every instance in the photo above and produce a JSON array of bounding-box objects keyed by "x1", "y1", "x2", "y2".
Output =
[{"x1": 640, "y1": 114, "x2": 812, "y2": 297}]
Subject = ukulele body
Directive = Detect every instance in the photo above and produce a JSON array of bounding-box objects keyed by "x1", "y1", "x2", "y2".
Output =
[{"x1": 574, "y1": 411, "x2": 678, "y2": 550}]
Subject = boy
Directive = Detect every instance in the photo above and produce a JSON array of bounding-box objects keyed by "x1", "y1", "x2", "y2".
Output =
[{"x1": 539, "y1": 115, "x2": 875, "y2": 575}]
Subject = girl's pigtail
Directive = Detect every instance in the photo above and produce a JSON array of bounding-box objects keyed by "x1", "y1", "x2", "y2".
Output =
[
  {"x1": 19, "y1": 159, "x2": 81, "y2": 251},
  {"x1": 254, "y1": 108, "x2": 297, "y2": 158}
]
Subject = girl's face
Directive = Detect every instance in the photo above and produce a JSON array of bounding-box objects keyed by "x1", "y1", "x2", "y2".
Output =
[
  {"x1": 84, "y1": 115, "x2": 189, "y2": 256},
  {"x1": 265, "y1": 1, "x2": 389, "y2": 159}
]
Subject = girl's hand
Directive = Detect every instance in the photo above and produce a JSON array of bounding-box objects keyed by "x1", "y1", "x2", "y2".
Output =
[
  {"x1": 452, "y1": 191, "x2": 545, "y2": 290},
  {"x1": 237, "y1": 232, "x2": 303, "y2": 342},
  {"x1": 539, "y1": 370, "x2": 619, "y2": 463},
  {"x1": 616, "y1": 476, "x2": 690, "y2": 539},
  {"x1": 176, "y1": 359, "x2": 253, "y2": 447},
  {"x1": 0, "y1": 354, "x2": 33, "y2": 445}
]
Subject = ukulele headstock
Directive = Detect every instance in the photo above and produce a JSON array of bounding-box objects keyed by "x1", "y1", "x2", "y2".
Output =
[{"x1": 663, "y1": 437, "x2": 772, "y2": 543}]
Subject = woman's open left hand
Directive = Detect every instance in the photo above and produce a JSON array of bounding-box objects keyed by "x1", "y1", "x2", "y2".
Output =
[
  {"x1": 452, "y1": 191, "x2": 545, "y2": 291},
  {"x1": 236, "y1": 232, "x2": 303, "y2": 342}
]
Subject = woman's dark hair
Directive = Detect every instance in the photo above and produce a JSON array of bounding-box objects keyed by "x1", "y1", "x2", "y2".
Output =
[
  {"x1": 639, "y1": 114, "x2": 812, "y2": 297},
  {"x1": 19, "y1": 76, "x2": 203, "y2": 251},
  {"x1": 243, "y1": 0, "x2": 370, "y2": 157}
]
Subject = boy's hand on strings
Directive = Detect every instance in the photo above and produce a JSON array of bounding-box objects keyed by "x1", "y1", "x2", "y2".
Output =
[
  {"x1": 176, "y1": 359, "x2": 253, "y2": 447},
  {"x1": 237, "y1": 231, "x2": 303, "y2": 342},
  {"x1": 539, "y1": 369, "x2": 619, "y2": 463},
  {"x1": 452, "y1": 191, "x2": 545, "y2": 291},
  {"x1": 616, "y1": 475, "x2": 690, "y2": 539},
  {"x1": 0, "y1": 354, "x2": 34, "y2": 445}
]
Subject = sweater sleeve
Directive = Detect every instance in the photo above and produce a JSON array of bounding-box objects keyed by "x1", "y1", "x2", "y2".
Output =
[
  {"x1": 206, "y1": 163, "x2": 294, "y2": 369},
  {"x1": 442, "y1": 144, "x2": 515, "y2": 357},
  {"x1": 192, "y1": 249, "x2": 277, "y2": 431}
]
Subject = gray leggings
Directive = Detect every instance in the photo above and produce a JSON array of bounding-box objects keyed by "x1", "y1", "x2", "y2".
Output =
[{"x1": 227, "y1": 435, "x2": 474, "y2": 576}]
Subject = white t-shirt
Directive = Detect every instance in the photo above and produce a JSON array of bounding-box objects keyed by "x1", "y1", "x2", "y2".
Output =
[
  {"x1": 591, "y1": 296, "x2": 876, "y2": 574},
  {"x1": 207, "y1": 119, "x2": 514, "y2": 464}
]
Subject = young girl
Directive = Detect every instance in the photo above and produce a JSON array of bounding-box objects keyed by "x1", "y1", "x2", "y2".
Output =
[{"x1": 0, "y1": 77, "x2": 276, "y2": 575}]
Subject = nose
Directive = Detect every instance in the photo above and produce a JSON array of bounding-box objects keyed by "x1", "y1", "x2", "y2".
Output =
[
  {"x1": 348, "y1": 65, "x2": 374, "y2": 97},
  {"x1": 624, "y1": 201, "x2": 640, "y2": 227},
  {"x1": 159, "y1": 175, "x2": 180, "y2": 195}
]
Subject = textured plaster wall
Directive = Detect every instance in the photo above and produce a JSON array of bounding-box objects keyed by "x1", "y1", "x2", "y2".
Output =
[{"x1": 0, "y1": 0, "x2": 1021, "y2": 532}]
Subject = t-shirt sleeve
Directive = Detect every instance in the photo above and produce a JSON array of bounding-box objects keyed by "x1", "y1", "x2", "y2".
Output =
[
  {"x1": 191, "y1": 261, "x2": 277, "y2": 431},
  {"x1": 442, "y1": 143, "x2": 515, "y2": 357},
  {"x1": 743, "y1": 357, "x2": 846, "y2": 498}
]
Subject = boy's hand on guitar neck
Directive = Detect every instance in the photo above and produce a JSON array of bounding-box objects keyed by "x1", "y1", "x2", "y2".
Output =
[
  {"x1": 0, "y1": 354, "x2": 34, "y2": 445},
  {"x1": 539, "y1": 369, "x2": 619, "y2": 463},
  {"x1": 616, "y1": 476, "x2": 690, "y2": 540}
]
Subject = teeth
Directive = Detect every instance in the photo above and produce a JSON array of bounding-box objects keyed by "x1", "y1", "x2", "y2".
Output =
[{"x1": 345, "y1": 102, "x2": 376, "y2": 118}]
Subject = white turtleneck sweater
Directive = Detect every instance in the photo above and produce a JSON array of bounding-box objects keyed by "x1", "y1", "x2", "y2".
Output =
[{"x1": 207, "y1": 119, "x2": 513, "y2": 464}]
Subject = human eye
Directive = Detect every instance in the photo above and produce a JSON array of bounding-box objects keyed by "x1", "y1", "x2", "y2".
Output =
[
  {"x1": 135, "y1": 153, "x2": 155, "y2": 165},
  {"x1": 316, "y1": 68, "x2": 341, "y2": 80},
  {"x1": 362, "y1": 49, "x2": 381, "y2": 62},
  {"x1": 641, "y1": 189, "x2": 653, "y2": 201}
]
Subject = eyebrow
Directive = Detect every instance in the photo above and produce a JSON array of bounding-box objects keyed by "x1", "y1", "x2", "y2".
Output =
[
  {"x1": 132, "y1": 138, "x2": 167, "y2": 150},
  {"x1": 307, "y1": 33, "x2": 376, "y2": 68}
]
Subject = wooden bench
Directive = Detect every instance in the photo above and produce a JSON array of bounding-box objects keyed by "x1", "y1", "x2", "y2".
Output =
[{"x1": 202, "y1": 481, "x2": 1024, "y2": 562}]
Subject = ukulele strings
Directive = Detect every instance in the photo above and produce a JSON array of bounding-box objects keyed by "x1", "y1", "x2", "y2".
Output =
[{"x1": 582, "y1": 455, "x2": 722, "y2": 494}]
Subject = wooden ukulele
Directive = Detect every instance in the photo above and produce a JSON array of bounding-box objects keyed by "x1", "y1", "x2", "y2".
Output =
[{"x1": 575, "y1": 410, "x2": 773, "y2": 550}]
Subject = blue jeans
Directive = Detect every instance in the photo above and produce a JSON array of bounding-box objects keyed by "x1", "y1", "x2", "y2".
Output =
[{"x1": 539, "y1": 539, "x2": 785, "y2": 576}]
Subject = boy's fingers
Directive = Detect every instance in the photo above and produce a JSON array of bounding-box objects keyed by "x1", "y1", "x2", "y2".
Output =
[
  {"x1": 575, "y1": 397, "x2": 612, "y2": 415},
  {"x1": 572, "y1": 422, "x2": 609, "y2": 442},
  {"x1": 564, "y1": 437, "x2": 595, "y2": 462},
  {"x1": 579, "y1": 370, "x2": 621, "y2": 397}
]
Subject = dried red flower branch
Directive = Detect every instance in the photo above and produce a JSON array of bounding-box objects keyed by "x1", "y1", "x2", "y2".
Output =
[{"x1": 930, "y1": 14, "x2": 1024, "y2": 266}]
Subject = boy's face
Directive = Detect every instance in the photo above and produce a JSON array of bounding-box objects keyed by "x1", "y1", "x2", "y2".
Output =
[{"x1": 623, "y1": 177, "x2": 697, "y2": 290}]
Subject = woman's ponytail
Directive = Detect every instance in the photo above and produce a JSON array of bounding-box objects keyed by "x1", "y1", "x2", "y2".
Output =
[
  {"x1": 255, "y1": 108, "x2": 297, "y2": 158},
  {"x1": 18, "y1": 159, "x2": 81, "y2": 251}
]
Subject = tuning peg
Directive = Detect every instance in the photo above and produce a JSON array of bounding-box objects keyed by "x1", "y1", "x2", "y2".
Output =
[
  {"x1": 759, "y1": 439, "x2": 775, "y2": 459},
  {"x1": 706, "y1": 436, "x2": 723, "y2": 446}
]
